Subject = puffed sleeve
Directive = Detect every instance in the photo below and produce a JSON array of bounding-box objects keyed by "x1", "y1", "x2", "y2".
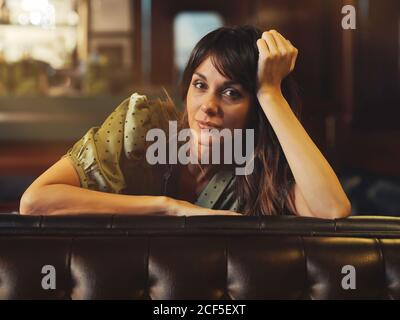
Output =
[{"x1": 63, "y1": 92, "x2": 172, "y2": 194}]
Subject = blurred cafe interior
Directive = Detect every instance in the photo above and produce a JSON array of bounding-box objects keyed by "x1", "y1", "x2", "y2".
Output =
[{"x1": 0, "y1": 0, "x2": 399, "y2": 216}]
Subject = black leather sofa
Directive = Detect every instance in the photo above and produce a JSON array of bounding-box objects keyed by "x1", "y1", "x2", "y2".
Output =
[{"x1": 0, "y1": 213, "x2": 399, "y2": 300}]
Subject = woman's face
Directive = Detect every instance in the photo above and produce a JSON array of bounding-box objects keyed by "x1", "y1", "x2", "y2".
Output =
[{"x1": 186, "y1": 56, "x2": 252, "y2": 147}]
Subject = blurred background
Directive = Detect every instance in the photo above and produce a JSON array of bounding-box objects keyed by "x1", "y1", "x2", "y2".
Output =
[{"x1": 0, "y1": 0, "x2": 399, "y2": 215}]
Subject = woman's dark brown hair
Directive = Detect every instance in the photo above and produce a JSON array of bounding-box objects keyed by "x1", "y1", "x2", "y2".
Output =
[{"x1": 180, "y1": 25, "x2": 301, "y2": 216}]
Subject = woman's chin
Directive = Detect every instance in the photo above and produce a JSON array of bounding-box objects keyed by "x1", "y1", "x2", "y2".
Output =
[
  {"x1": 198, "y1": 133, "x2": 222, "y2": 147},
  {"x1": 194, "y1": 127, "x2": 220, "y2": 143}
]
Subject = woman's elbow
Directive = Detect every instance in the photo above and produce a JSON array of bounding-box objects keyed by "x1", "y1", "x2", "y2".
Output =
[
  {"x1": 19, "y1": 189, "x2": 42, "y2": 215},
  {"x1": 328, "y1": 198, "x2": 352, "y2": 219}
]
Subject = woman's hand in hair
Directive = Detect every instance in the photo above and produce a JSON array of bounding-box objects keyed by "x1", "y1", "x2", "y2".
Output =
[
  {"x1": 163, "y1": 197, "x2": 242, "y2": 216},
  {"x1": 256, "y1": 30, "x2": 298, "y2": 95}
]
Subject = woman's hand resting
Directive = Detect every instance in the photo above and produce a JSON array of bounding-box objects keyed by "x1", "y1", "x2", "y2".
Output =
[
  {"x1": 163, "y1": 197, "x2": 241, "y2": 216},
  {"x1": 256, "y1": 29, "x2": 298, "y2": 95}
]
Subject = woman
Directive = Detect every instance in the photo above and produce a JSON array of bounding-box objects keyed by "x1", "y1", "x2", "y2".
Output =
[{"x1": 19, "y1": 26, "x2": 351, "y2": 218}]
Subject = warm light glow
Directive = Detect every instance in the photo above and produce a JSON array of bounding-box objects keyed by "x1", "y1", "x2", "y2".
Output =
[
  {"x1": 7, "y1": 0, "x2": 55, "y2": 27},
  {"x1": 1, "y1": 0, "x2": 78, "y2": 67},
  {"x1": 17, "y1": 13, "x2": 29, "y2": 25},
  {"x1": 29, "y1": 11, "x2": 41, "y2": 25},
  {"x1": 21, "y1": 0, "x2": 49, "y2": 11},
  {"x1": 67, "y1": 11, "x2": 79, "y2": 26}
]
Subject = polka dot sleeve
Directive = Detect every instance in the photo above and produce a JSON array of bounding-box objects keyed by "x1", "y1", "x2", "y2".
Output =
[{"x1": 63, "y1": 92, "x2": 162, "y2": 194}]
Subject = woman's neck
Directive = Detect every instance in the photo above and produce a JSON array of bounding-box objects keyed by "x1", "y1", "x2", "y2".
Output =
[{"x1": 187, "y1": 162, "x2": 217, "y2": 184}]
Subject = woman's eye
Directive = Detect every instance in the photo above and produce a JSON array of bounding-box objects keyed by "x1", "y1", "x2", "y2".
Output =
[
  {"x1": 191, "y1": 81, "x2": 242, "y2": 100},
  {"x1": 223, "y1": 89, "x2": 241, "y2": 99},
  {"x1": 193, "y1": 81, "x2": 206, "y2": 89}
]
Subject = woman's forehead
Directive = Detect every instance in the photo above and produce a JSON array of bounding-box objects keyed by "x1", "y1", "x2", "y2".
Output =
[
  {"x1": 194, "y1": 57, "x2": 221, "y2": 75},
  {"x1": 193, "y1": 57, "x2": 235, "y2": 84}
]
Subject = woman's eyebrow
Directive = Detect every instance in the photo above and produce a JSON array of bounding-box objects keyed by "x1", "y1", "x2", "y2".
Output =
[{"x1": 193, "y1": 72, "x2": 241, "y2": 87}]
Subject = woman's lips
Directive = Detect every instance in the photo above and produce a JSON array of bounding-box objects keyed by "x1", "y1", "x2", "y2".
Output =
[{"x1": 197, "y1": 120, "x2": 222, "y2": 130}]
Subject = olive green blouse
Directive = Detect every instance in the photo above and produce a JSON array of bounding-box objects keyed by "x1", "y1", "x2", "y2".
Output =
[{"x1": 63, "y1": 92, "x2": 241, "y2": 212}]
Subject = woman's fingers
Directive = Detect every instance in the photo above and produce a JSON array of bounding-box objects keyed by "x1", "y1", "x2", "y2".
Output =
[
  {"x1": 257, "y1": 29, "x2": 298, "y2": 91},
  {"x1": 261, "y1": 31, "x2": 279, "y2": 56},
  {"x1": 256, "y1": 38, "x2": 269, "y2": 57},
  {"x1": 213, "y1": 210, "x2": 242, "y2": 216},
  {"x1": 270, "y1": 30, "x2": 290, "y2": 55},
  {"x1": 271, "y1": 30, "x2": 299, "y2": 71},
  {"x1": 167, "y1": 198, "x2": 242, "y2": 216},
  {"x1": 290, "y1": 42, "x2": 299, "y2": 71},
  {"x1": 190, "y1": 207, "x2": 241, "y2": 216}
]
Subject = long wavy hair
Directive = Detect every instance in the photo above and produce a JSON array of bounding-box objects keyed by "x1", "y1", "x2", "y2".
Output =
[{"x1": 179, "y1": 25, "x2": 301, "y2": 216}]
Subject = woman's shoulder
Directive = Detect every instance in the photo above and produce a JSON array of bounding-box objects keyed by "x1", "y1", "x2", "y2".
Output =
[
  {"x1": 64, "y1": 91, "x2": 177, "y2": 193},
  {"x1": 120, "y1": 91, "x2": 178, "y2": 121},
  {"x1": 112, "y1": 91, "x2": 178, "y2": 133},
  {"x1": 112, "y1": 92, "x2": 178, "y2": 160}
]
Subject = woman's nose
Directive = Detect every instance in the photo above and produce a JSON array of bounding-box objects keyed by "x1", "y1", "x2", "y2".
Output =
[{"x1": 200, "y1": 97, "x2": 219, "y2": 116}]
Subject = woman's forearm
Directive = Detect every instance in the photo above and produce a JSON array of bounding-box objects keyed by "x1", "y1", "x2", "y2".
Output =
[
  {"x1": 19, "y1": 184, "x2": 169, "y2": 216},
  {"x1": 257, "y1": 88, "x2": 351, "y2": 217}
]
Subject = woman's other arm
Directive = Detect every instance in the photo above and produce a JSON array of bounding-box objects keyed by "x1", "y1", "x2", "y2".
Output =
[
  {"x1": 19, "y1": 157, "x2": 168, "y2": 215},
  {"x1": 19, "y1": 157, "x2": 239, "y2": 216}
]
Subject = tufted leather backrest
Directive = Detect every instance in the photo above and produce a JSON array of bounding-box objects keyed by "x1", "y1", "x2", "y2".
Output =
[{"x1": 0, "y1": 214, "x2": 399, "y2": 300}]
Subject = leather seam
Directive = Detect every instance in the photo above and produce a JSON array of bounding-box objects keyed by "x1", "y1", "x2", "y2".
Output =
[
  {"x1": 376, "y1": 238, "x2": 388, "y2": 299},
  {"x1": 67, "y1": 237, "x2": 73, "y2": 300},
  {"x1": 146, "y1": 236, "x2": 150, "y2": 300},
  {"x1": 300, "y1": 236, "x2": 309, "y2": 299},
  {"x1": 110, "y1": 214, "x2": 116, "y2": 229}
]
